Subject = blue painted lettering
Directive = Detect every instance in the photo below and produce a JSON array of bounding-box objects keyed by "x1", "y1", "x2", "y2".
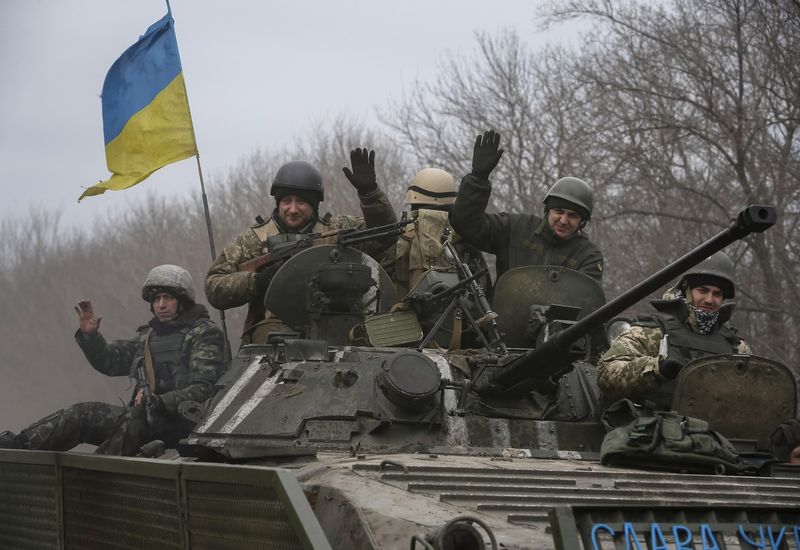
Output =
[
  {"x1": 590, "y1": 523, "x2": 614, "y2": 550},
  {"x1": 699, "y1": 524, "x2": 720, "y2": 550},
  {"x1": 622, "y1": 522, "x2": 643, "y2": 550},
  {"x1": 767, "y1": 526, "x2": 786, "y2": 550},
  {"x1": 673, "y1": 525, "x2": 693, "y2": 550},
  {"x1": 738, "y1": 525, "x2": 767, "y2": 549},
  {"x1": 649, "y1": 523, "x2": 669, "y2": 550}
]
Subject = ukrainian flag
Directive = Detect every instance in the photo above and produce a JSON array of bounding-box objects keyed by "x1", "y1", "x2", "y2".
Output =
[{"x1": 81, "y1": 12, "x2": 197, "y2": 200}]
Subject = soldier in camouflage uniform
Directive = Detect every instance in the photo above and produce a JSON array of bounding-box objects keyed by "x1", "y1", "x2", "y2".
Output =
[
  {"x1": 449, "y1": 130, "x2": 604, "y2": 282},
  {"x1": 597, "y1": 252, "x2": 750, "y2": 408},
  {"x1": 0, "y1": 265, "x2": 226, "y2": 456},
  {"x1": 205, "y1": 149, "x2": 397, "y2": 344}
]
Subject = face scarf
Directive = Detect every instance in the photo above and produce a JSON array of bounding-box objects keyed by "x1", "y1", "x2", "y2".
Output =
[{"x1": 689, "y1": 304, "x2": 719, "y2": 335}]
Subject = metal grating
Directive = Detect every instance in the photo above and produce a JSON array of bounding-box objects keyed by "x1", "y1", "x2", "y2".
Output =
[
  {"x1": 356, "y1": 463, "x2": 800, "y2": 523},
  {"x1": 186, "y1": 480, "x2": 305, "y2": 550},
  {"x1": 62, "y1": 467, "x2": 181, "y2": 549},
  {"x1": 0, "y1": 460, "x2": 58, "y2": 550},
  {"x1": 0, "y1": 451, "x2": 331, "y2": 550}
]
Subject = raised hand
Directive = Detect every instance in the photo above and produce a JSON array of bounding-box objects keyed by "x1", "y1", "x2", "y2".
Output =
[
  {"x1": 75, "y1": 299, "x2": 102, "y2": 335},
  {"x1": 342, "y1": 148, "x2": 378, "y2": 194},
  {"x1": 471, "y1": 130, "x2": 504, "y2": 180}
]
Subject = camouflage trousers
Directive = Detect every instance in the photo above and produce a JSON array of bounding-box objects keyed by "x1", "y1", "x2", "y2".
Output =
[{"x1": 20, "y1": 402, "x2": 191, "y2": 456}]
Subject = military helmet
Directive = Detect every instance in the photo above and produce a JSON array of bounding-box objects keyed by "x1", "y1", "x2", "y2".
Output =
[
  {"x1": 543, "y1": 177, "x2": 593, "y2": 220},
  {"x1": 404, "y1": 168, "x2": 458, "y2": 206},
  {"x1": 680, "y1": 251, "x2": 736, "y2": 299},
  {"x1": 270, "y1": 161, "x2": 324, "y2": 202},
  {"x1": 141, "y1": 264, "x2": 196, "y2": 304}
]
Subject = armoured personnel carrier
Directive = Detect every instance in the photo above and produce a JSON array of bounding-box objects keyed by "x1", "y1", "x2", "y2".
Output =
[{"x1": 2, "y1": 204, "x2": 799, "y2": 550}]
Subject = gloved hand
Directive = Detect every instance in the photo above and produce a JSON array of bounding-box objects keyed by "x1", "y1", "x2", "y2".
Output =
[
  {"x1": 254, "y1": 262, "x2": 283, "y2": 295},
  {"x1": 144, "y1": 393, "x2": 165, "y2": 414},
  {"x1": 471, "y1": 130, "x2": 504, "y2": 180},
  {"x1": 658, "y1": 355, "x2": 687, "y2": 380},
  {"x1": 342, "y1": 148, "x2": 378, "y2": 194}
]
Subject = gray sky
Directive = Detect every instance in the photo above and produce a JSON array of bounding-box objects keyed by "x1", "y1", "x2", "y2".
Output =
[{"x1": 0, "y1": 1, "x2": 557, "y2": 228}]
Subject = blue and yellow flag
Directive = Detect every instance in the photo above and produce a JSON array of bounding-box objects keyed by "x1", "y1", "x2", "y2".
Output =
[{"x1": 81, "y1": 12, "x2": 197, "y2": 200}]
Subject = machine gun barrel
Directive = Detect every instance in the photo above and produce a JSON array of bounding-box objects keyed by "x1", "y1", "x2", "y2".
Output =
[
  {"x1": 479, "y1": 205, "x2": 776, "y2": 393},
  {"x1": 443, "y1": 235, "x2": 507, "y2": 354}
]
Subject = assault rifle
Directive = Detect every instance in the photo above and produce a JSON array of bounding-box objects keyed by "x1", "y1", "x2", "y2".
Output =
[
  {"x1": 133, "y1": 358, "x2": 155, "y2": 426},
  {"x1": 238, "y1": 213, "x2": 413, "y2": 273}
]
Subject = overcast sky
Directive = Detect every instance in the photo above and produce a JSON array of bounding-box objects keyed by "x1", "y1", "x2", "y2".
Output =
[{"x1": 0, "y1": 1, "x2": 563, "y2": 229}]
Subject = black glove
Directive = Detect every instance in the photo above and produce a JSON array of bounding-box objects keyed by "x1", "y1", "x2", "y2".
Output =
[
  {"x1": 658, "y1": 355, "x2": 687, "y2": 380},
  {"x1": 471, "y1": 130, "x2": 504, "y2": 180},
  {"x1": 342, "y1": 148, "x2": 378, "y2": 194},
  {"x1": 254, "y1": 262, "x2": 282, "y2": 295},
  {"x1": 144, "y1": 393, "x2": 165, "y2": 414}
]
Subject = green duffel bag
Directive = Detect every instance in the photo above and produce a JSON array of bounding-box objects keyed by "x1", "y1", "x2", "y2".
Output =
[{"x1": 600, "y1": 399, "x2": 753, "y2": 475}]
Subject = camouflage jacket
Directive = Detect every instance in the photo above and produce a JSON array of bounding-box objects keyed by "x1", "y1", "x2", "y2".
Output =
[
  {"x1": 204, "y1": 188, "x2": 397, "y2": 337},
  {"x1": 449, "y1": 174, "x2": 604, "y2": 282},
  {"x1": 597, "y1": 305, "x2": 750, "y2": 403},
  {"x1": 75, "y1": 304, "x2": 226, "y2": 415}
]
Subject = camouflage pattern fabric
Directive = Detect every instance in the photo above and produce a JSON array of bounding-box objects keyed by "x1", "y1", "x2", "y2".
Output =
[
  {"x1": 21, "y1": 402, "x2": 194, "y2": 456},
  {"x1": 597, "y1": 324, "x2": 750, "y2": 403},
  {"x1": 450, "y1": 174, "x2": 604, "y2": 282},
  {"x1": 76, "y1": 303, "x2": 226, "y2": 414},
  {"x1": 16, "y1": 304, "x2": 225, "y2": 456},
  {"x1": 204, "y1": 187, "x2": 397, "y2": 341}
]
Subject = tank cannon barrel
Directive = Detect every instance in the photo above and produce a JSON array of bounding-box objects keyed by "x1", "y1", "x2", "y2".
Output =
[{"x1": 477, "y1": 204, "x2": 777, "y2": 394}]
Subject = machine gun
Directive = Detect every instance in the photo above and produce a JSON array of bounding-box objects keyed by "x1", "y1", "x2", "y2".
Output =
[
  {"x1": 472, "y1": 204, "x2": 777, "y2": 396},
  {"x1": 133, "y1": 358, "x2": 155, "y2": 426},
  {"x1": 406, "y1": 228, "x2": 507, "y2": 353},
  {"x1": 238, "y1": 213, "x2": 414, "y2": 273}
]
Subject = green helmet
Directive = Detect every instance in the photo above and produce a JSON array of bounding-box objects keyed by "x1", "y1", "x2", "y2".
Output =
[
  {"x1": 681, "y1": 251, "x2": 736, "y2": 299},
  {"x1": 141, "y1": 264, "x2": 196, "y2": 304},
  {"x1": 543, "y1": 177, "x2": 593, "y2": 220},
  {"x1": 270, "y1": 161, "x2": 324, "y2": 203},
  {"x1": 404, "y1": 168, "x2": 457, "y2": 207}
]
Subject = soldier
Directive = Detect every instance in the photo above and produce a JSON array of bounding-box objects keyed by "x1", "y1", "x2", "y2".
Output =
[
  {"x1": 0, "y1": 265, "x2": 226, "y2": 456},
  {"x1": 449, "y1": 130, "x2": 604, "y2": 282},
  {"x1": 205, "y1": 149, "x2": 397, "y2": 344},
  {"x1": 769, "y1": 419, "x2": 800, "y2": 465},
  {"x1": 383, "y1": 167, "x2": 486, "y2": 297},
  {"x1": 597, "y1": 252, "x2": 750, "y2": 407}
]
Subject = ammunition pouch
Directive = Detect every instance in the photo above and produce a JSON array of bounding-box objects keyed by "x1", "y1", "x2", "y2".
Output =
[{"x1": 600, "y1": 399, "x2": 752, "y2": 475}]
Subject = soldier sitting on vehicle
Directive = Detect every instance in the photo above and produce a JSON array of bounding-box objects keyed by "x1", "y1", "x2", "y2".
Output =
[
  {"x1": 382, "y1": 167, "x2": 487, "y2": 298},
  {"x1": 0, "y1": 265, "x2": 226, "y2": 456},
  {"x1": 205, "y1": 149, "x2": 397, "y2": 345},
  {"x1": 449, "y1": 130, "x2": 604, "y2": 283},
  {"x1": 597, "y1": 252, "x2": 750, "y2": 407}
]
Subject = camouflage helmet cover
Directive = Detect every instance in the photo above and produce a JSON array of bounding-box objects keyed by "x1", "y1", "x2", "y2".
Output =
[
  {"x1": 404, "y1": 168, "x2": 458, "y2": 206},
  {"x1": 270, "y1": 160, "x2": 324, "y2": 202},
  {"x1": 142, "y1": 264, "x2": 196, "y2": 304},
  {"x1": 543, "y1": 177, "x2": 593, "y2": 220},
  {"x1": 680, "y1": 251, "x2": 736, "y2": 299}
]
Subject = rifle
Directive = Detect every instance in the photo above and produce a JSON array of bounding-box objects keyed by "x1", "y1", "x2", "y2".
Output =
[
  {"x1": 238, "y1": 213, "x2": 413, "y2": 273},
  {"x1": 133, "y1": 358, "x2": 155, "y2": 426}
]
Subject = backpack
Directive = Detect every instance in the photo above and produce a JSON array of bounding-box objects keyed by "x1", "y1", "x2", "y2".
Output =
[{"x1": 600, "y1": 399, "x2": 753, "y2": 475}]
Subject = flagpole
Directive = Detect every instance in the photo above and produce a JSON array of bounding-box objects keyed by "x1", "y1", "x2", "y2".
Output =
[{"x1": 168, "y1": 0, "x2": 232, "y2": 357}]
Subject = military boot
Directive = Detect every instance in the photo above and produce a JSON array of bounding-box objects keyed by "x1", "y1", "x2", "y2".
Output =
[{"x1": 0, "y1": 430, "x2": 24, "y2": 449}]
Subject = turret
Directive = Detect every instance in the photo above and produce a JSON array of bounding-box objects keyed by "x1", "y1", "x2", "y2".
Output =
[{"x1": 472, "y1": 204, "x2": 777, "y2": 395}]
